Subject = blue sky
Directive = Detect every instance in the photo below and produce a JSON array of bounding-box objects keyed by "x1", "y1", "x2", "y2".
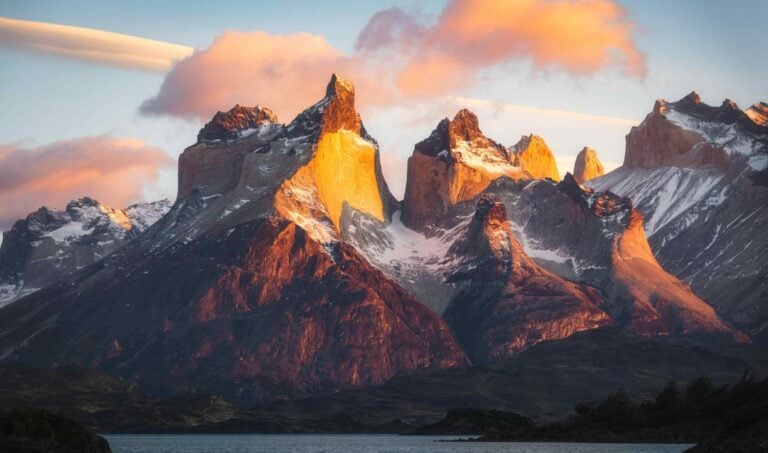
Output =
[{"x1": 0, "y1": 0, "x2": 766, "y2": 209}]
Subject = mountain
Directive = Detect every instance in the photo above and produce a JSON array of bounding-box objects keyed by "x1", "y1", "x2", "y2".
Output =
[
  {"x1": 0, "y1": 198, "x2": 170, "y2": 308},
  {"x1": 443, "y1": 194, "x2": 611, "y2": 362},
  {"x1": 511, "y1": 134, "x2": 560, "y2": 181},
  {"x1": 0, "y1": 74, "x2": 468, "y2": 402},
  {"x1": 350, "y1": 108, "x2": 744, "y2": 352},
  {"x1": 486, "y1": 175, "x2": 744, "y2": 341},
  {"x1": 0, "y1": 76, "x2": 759, "y2": 411},
  {"x1": 401, "y1": 109, "x2": 525, "y2": 232},
  {"x1": 589, "y1": 92, "x2": 768, "y2": 342},
  {"x1": 573, "y1": 147, "x2": 604, "y2": 184}
]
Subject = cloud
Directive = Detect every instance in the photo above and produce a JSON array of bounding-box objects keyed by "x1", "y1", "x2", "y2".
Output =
[
  {"x1": 359, "y1": 0, "x2": 645, "y2": 96},
  {"x1": 140, "y1": 31, "x2": 363, "y2": 121},
  {"x1": 0, "y1": 136, "x2": 174, "y2": 229},
  {"x1": 139, "y1": 0, "x2": 643, "y2": 121},
  {"x1": 0, "y1": 16, "x2": 193, "y2": 72},
  {"x1": 448, "y1": 96, "x2": 639, "y2": 126}
]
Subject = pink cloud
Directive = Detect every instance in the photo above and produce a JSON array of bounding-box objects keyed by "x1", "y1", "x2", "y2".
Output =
[
  {"x1": 0, "y1": 136, "x2": 173, "y2": 229},
  {"x1": 140, "y1": 0, "x2": 644, "y2": 120},
  {"x1": 140, "y1": 31, "x2": 360, "y2": 121},
  {"x1": 364, "y1": 0, "x2": 646, "y2": 96}
]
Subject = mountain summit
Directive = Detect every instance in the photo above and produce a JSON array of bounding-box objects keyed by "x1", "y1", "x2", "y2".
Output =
[
  {"x1": 511, "y1": 134, "x2": 560, "y2": 181},
  {"x1": 573, "y1": 147, "x2": 605, "y2": 184},
  {"x1": 402, "y1": 109, "x2": 525, "y2": 231}
]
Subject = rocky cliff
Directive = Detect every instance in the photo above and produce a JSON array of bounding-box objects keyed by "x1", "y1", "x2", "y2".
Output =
[
  {"x1": 590, "y1": 92, "x2": 768, "y2": 342},
  {"x1": 401, "y1": 109, "x2": 525, "y2": 231},
  {"x1": 573, "y1": 147, "x2": 604, "y2": 184},
  {"x1": 444, "y1": 195, "x2": 611, "y2": 362},
  {"x1": 511, "y1": 134, "x2": 560, "y2": 181},
  {"x1": 486, "y1": 175, "x2": 745, "y2": 342}
]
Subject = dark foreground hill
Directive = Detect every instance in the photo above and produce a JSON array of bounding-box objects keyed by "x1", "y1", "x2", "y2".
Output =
[
  {"x1": 432, "y1": 374, "x2": 768, "y2": 451},
  {"x1": 2, "y1": 329, "x2": 766, "y2": 434}
]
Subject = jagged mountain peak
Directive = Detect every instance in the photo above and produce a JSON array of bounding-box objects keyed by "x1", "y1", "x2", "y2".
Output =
[
  {"x1": 286, "y1": 73, "x2": 364, "y2": 139},
  {"x1": 0, "y1": 197, "x2": 170, "y2": 308},
  {"x1": 403, "y1": 109, "x2": 524, "y2": 230},
  {"x1": 573, "y1": 146, "x2": 605, "y2": 184},
  {"x1": 198, "y1": 104, "x2": 278, "y2": 142},
  {"x1": 746, "y1": 101, "x2": 768, "y2": 125},
  {"x1": 680, "y1": 91, "x2": 702, "y2": 105},
  {"x1": 325, "y1": 73, "x2": 354, "y2": 98},
  {"x1": 626, "y1": 90, "x2": 768, "y2": 171},
  {"x1": 449, "y1": 108, "x2": 484, "y2": 143},
  {"x1": 511, "y1": 134, "x2": 560, "y2": 181},
  {"x1": 444, "y1": 192, "x2": 612, "y2": 362},
  {"x1": 414, "y1": 108, "x2": 499, "y2": 157}
]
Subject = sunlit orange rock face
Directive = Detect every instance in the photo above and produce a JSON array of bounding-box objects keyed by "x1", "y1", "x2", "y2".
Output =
[
  {"x1": 444, "y1": 195, "x2": 612, "y2": 363},
  {"x1": 605, "y1": 208, "x2": 747, "y2": 341},
  {"x1": 274, "y1": 74, "x2": 395, "y2": 242},
  {"x1": 746, "y1": 102, "x2": 768, "y2": 125},
  {"x1": 402, "y1": 109, "x2": 525, "y2": 231},
  {"x1": 573, "y1": 147, "x2": 604, "y2": 184},
  {"x1": 511, "y1": 134, "x2": 560, "y2": 181},
  {"x1": 198, "y1": 104, "x2": 278, "y2": 142}
]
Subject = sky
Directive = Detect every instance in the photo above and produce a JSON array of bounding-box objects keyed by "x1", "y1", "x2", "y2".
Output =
[{"x1": 0, "y1": 0, "x2": 766, "y2": 231}]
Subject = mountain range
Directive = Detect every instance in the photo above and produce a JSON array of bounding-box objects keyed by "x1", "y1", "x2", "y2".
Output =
[{"x1": 0, "y1": 74, "x2": 765, "y2": 411}]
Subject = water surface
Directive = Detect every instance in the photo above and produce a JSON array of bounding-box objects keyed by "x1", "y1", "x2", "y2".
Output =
[{"x1": 105, "y1": 434, "x2": 694, "y2": 453}]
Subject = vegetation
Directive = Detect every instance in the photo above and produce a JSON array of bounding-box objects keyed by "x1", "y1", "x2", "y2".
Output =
[{"x1": 472, "y1": 373, "x2": 768, "y2": 451}]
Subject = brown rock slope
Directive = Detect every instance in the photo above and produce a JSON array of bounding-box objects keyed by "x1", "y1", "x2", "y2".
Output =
[
  {"x1": 573, "y1": 147, "x2": 604, "y2": 184},
  {"x1": 486, "y1": 175, "x2": 747, "y2": 342},
  {"x1": 444, "y1": 195, "x2": 612, "y2": 363},
  {"x1": 401, "y1": 109, "x2": 526, "y2": 231},
  {"x1": 511, "y1": 134, "x2": 560, "y2": 181}
]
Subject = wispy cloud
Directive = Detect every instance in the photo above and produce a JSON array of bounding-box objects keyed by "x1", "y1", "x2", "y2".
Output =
[
  {"x1": 448, "y1": 96, "x2": 639, "y2": 127},
  {"x1": 0, "y1": 16, "x2": 193, "y2": 72}
]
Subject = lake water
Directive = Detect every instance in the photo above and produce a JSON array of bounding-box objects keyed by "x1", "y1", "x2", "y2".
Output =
[{"x1": 104, "y1": 434, "x2": 695, "y2": 453}]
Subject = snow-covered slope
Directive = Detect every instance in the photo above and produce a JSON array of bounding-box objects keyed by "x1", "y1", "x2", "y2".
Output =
[
  {"x1": 0, "y1": 198, "x2": 171, "y2": 307},
  {"x1": 589, "y1": 92, "x2": 768, "y2": 341}
]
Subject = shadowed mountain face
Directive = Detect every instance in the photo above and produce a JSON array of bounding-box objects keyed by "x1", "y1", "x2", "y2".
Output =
[
  {"x1": 589, "y1": 92, "x2": 768, "y2": 342},
  {"x1": 444, "y1": 195, "x2": 611, "y2": 362}
]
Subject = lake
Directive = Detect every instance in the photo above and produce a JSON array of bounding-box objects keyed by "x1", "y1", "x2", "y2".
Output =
[{"x1": 104, "y1": 434, "x2": 695, "y2": 452}]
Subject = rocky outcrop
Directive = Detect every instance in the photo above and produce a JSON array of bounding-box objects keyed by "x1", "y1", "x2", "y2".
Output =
[
  {"x1": 485, "y1": 175, "x2": 745, "y2": 342},
  {"x1": 401, "y1": 109, "x2": 525, "y2": 231},
  {"x1": 746, "y1": 102, "x2": 768, "y2": 126},
  {"x1": 274, "y1": 74, "x2": 397, "y2": 242},
  {"x1": 0, "y1": 218, "x2": 468, "y2": 402},
  {"x1": 590, "y1": 92, "x2": 768, "y2": 342},
  {"x1": 0, "y1": 198, "x2": 170, "y2": 308},
  {"x1": 444, "y1": 195, "x2": 612, "y2": 362},
  {"x1": 197, "y1": 105, "x2": 277, "y2": 142},
  {"x1": 623, "y1": 92, "x2": 768, "y2": 170},
  {"x1": 511, "y1": 134, "x2": 560, "y2": 181},
  {"x1": 573, "y1": 147, "x2": 604, "y2": 184}
]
